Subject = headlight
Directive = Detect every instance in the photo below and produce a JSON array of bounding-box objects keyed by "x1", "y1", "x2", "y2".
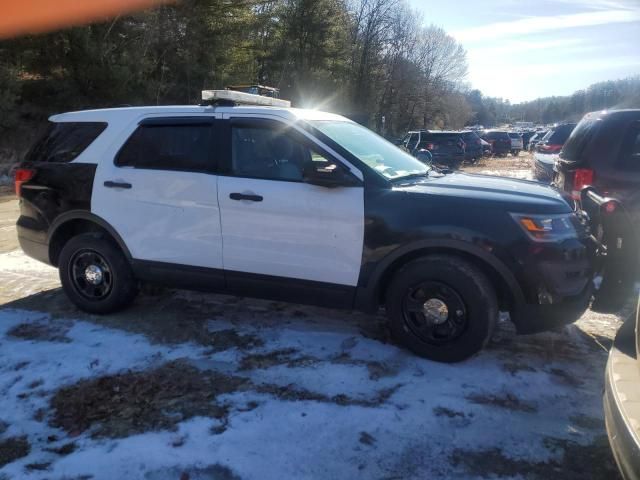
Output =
[{"x1": 510, "y1": 212, "x2": 579, "y2": 242}]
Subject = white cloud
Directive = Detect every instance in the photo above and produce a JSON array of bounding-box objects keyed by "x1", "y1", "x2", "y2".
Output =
[{"x1": 453, "y1": 9, "x2": 640, "y2": 42}]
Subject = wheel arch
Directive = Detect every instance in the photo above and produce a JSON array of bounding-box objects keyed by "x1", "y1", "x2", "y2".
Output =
[
  {"x1": 355, "y1": 240, "x2": 525, "y2": 317},
  {"x1": 48, "y1": 211, "x2": 132, "y2": 267}
]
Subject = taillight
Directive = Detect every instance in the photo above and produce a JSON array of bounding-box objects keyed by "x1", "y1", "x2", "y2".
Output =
[
  {"x1": 540, "y1": 144, "x2": 562, "y2": 152},
  {"x1": 571, "y1": 168, "x2": 594, "y2": 200},
  {"x1": 14, "y1": 168, "x2": 35, "y2": 197}
]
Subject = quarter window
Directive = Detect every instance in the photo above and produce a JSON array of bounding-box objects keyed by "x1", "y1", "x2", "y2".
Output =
[
  {"x1": 26, "y1": 122, "x2": 106, "y2": 163},
  {"x1": 231, "y1": 125, "x2": 330, "y2": 181},
  {"x1": 618, "y1": 123, "x2": 640, "y2": 171},
  {"x1": 116, "y1": 124, "x2": 213, "y2": 172}
]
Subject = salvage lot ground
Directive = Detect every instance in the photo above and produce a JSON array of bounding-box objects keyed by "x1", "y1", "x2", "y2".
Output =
[{"x1": 0, "y1": 157, "x2": 631, "y2": 479}]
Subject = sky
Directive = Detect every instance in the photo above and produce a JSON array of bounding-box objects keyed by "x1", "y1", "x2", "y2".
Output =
[{"x1": 408, "y1": 0, "x2": 640, "y2": 103}]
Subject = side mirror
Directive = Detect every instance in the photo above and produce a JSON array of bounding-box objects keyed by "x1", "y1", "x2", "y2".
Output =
[{"x1": 303, "y1": 162, "x2": 359, "y2": 188}]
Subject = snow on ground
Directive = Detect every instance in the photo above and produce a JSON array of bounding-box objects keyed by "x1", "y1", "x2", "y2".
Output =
[{"x1": 0, "y1": 248, "x2": 626, "y2": 480}]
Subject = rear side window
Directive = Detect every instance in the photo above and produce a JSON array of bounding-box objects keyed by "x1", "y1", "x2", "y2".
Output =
[
  {"x1": 547, "y1": 124, "x2": 575, "y2": 144},
  {"x1": 116, "y1": 123, "x2": 213, "y2": 172},
  {"x1": 560, "y1": 117, "x2": 601, "y2": 162},
  {"x1": 617, "y1": 122, "x2": 640, "y2": 171},
  {"x1": 26, "y1": 122, "x2": 106, "y2": 163}
]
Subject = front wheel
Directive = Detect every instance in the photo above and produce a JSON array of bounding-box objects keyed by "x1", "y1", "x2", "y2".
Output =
[
  {"x1": 58, "y1": 233, "x2": 138, "y2": 314},
  {"x1": 385, "y1": 255, "x2": 498, "y2": 363}
]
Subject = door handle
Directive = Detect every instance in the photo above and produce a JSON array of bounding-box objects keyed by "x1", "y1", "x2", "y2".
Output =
[
  {"x1": 104, "y1": 180, "x2": 132, "y2": 189},
  {"x1": 229, "y1": 192, "x2": 263, "y2": 202}
]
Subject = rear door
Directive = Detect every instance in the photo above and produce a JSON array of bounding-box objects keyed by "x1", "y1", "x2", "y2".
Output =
[
  {"x1": 216, "y1": 116, "x2": 365, "y2": 288},
  {"x1": 92, "y1": 115, "x2": 224, "y2": 280}
]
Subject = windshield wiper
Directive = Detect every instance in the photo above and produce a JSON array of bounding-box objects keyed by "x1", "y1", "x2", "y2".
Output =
[{"x1": 391, "y1": 171, "x2": 430, "y2": 182}]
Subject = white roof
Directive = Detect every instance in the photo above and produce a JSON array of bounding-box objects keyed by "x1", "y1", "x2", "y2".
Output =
[{"x1": 49, "y1": 105, "x2": 348, "y2": 124}]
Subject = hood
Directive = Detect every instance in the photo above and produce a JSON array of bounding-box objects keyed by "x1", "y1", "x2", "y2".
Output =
[{"x1": 396, "y1": 172, "x2": 573, "y2": 214}]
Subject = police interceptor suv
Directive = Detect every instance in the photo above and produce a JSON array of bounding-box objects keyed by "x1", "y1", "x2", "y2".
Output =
[{"x1": 15, "y1": 91, "x2": 596, "y2": 363}]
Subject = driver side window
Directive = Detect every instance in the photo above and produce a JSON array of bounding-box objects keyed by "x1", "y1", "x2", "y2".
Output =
[{"x1": 231, "y1": 124, "x2": 330, "y2": 182}]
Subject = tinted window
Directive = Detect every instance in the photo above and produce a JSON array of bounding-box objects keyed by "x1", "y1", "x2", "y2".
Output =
[
  {"x1": 231, "y1": 125, "x2": 330, "y2": 181},
  {"x1": 485, "y1": 131, "x2": 509, "y2": 140},
  {"x1": 508, "y1": 133, "x2": 522, "y2": 139},
  {"x1": 547, "y1": 124, "x2": 576, "y2": 144},
  {"x1": 116, "y1": 124, "x2": 212, "y2": 171},
  {"x1": 26, "y1": 122, "x2": 106, "y2": 163},
  {"x1": 560, "y1": 117, "x2": 601, "y2": 162},
  {"x1": 617, "y1": 122, "x2": 640, "y2": 171}
]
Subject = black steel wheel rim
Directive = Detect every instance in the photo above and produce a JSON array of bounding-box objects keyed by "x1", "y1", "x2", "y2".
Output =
[
  {"x1": 401, "y1": 281, "x2": 468, "y2": 345},
  {"x1": 70, "y1": 249, "x2": 113, "y2": 301}
]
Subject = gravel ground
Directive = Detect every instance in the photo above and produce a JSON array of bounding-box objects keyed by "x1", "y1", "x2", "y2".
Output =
[{"x1": 0, "y1": 159, "x2": 631, "y2": 480}]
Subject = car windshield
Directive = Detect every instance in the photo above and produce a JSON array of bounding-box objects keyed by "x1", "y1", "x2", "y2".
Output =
[{"x1": 309, "y1": 120, "x2": 429, "y2": 180}]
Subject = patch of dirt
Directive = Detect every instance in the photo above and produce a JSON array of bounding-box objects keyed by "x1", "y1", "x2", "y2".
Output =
[
  {"x1": 144, "y1": 464, "x2": 241, "y2": 480},
  {"x1": 7, "y1": 318, "x2": 72, "y2": 343},
  {"x1": 451, "y1": 435, "x2": 621, "y2": 479},
  {"x1": 466, "y1": 392, "x2": 537, "y2": 413},
  {"x1": 25, "y1": 461, "x2": 51, "y2": 471},
  {"x1": 569, "y1": 414, "x2": 603, "y2": 430},
  {"x1": 359, "y1": 431, "x2": 376, "y2": 446},
  {"x1": 256, "y1": 382, "x2": 401, "y2": 407},
  {"x1": 50, "y1": 360, "x2": 248, "y2": 438},
  {"x1": 239, "y1": 349, "x2": 397, "y2": 381},
  {"x1": 45, "y1": 441, "x2": 77, "y2": 456},
  {"x1": 433, "y1": 406, "x2": 468, "y2": 419},
  {"x1": 0, "y1": 436, "x2": 30, "y2": 468},
  {"x1": 239, "y1": 348, "x2": 316, "y2": 371}
]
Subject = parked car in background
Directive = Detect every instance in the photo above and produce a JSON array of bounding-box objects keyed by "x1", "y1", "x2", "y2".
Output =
[
  {"x1": 554, "y1": 110, "x2": 640, "y2": 306},
  {"x1": 460, "y1": 130, "x2": 483, "y2": 164},
  {"x1": 508, "y1": 132, "x2": 523, "y2": 156},
  {"x1": 521, "y1": 131, "x2": 537, "y2": 150},
  {"x1": 528, "y1": 131, "x2": 548, "y2": 152},
  {"x1": 480, "y1": 138, "x2": 492, "y2": 156},
  {"x1": 481, "y1": 130, "x2": 511, "y2": 157},
  {"x1": 402, "y1": 130, "x2": 465, "y2": 169},
  {"x1": 536, "y1": 123, "x2": 576, "y2": 154},
  {"x1": 532, "y1": 152, "x2": 558, "y2": 183}
]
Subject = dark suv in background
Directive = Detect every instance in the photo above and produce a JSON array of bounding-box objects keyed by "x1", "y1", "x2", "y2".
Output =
[
  {"x1": 528, "y1": 131, "x2": 548, "y2": 152},
  {"x1": 536, "y1": 123, "x2": 576, "y2": 154},
  {"x1": 532, "y1": 124, "x2": 576, "y2": 182},
  {"x1": 481, "y1": 130, "x2": 511, "y2": 156},
  {"x1": 555, "y1": 110, "x2": 640, "y2": 310},
  {"x1": 402, "y1": 130, "x2": 465, "y2": 169},
  {"x1": 460, "y1": 130, "x2": 483, "y2": 163}
]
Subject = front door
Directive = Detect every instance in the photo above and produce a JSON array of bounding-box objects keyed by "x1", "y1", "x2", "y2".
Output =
[
  {"x1": 92, "y1": 116, "x2": 224, "y2": 278},
  {"x1": 216, "y1": 117, "x2": 365, "y2": 287}
]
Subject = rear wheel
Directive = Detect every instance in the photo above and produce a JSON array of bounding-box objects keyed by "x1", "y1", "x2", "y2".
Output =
[
  {"x1": 385, "y1": 255, "x2": 498, "y2": 363},
  {"x1": 59, "y1": 233, "x2": 138, "y2": 314}
]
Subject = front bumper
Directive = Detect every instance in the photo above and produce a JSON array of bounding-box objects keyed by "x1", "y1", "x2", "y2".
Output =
[
  {"x1": 511, "y1": 233, "x2": 596, "y2": 334},
  {"x1": 604, "y1": 317, "x2": 640, "y2": 480}
]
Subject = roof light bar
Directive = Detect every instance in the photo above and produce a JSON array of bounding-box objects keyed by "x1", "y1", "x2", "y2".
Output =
[{"x1": 201, "y1": 90, "x2": 291, "y2": 107}]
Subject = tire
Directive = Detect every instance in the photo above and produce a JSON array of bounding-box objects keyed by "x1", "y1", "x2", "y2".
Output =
[
  {"x1": 58, "y1": 233, "x2": 138, "y2": 314},
  {"x1": 385, "y1": 255, "x2": 498, "y2": 363}
]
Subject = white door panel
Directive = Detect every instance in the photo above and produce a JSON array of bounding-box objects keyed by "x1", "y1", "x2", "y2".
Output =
[
  {"x1": 92, "y1": 115, "x2": 223, "y2": 270},
  {"x1": 93, "y1": 169, "x2": 222, "y2": 268},
  {"x1": 218, "y1": 177, "x2": 364, "y2": 285}
]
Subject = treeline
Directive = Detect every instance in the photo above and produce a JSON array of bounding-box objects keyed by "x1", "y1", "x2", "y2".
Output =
[
  {"x1": 0, "y1": 0, "x2": 470, "y2": 143},
  {"x1": 0, "y1": 0, "x2": 638, "y2": 162},
  {"x1": 465, "y1": 76, "x2": 640, "y2": 127}
]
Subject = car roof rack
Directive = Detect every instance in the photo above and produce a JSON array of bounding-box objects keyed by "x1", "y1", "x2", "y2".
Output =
[{"x1": 201, "y1": 90, "x2": 291, "y2": 108}]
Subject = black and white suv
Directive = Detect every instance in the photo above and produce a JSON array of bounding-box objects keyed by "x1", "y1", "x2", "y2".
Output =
[{"x1": 16, "y1": 94, "x2": 598, "y2": 362}]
